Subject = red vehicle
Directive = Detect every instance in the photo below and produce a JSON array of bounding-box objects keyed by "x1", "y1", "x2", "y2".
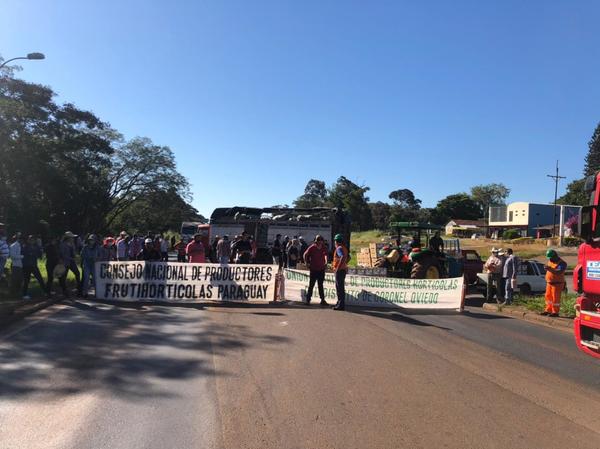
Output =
[
  {"x1": 462, "y1": 249, "x2": 484, "y2": 285},
  {"x1": 573, "y1": 173, "x2": 600, "y2": 359}
]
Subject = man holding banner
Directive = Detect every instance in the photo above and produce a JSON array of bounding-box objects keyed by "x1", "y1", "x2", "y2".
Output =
[{"x1": 332, "y1": 234, "x2": 349, "y2": 311}]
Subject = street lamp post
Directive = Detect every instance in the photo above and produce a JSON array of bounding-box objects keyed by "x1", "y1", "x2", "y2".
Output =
[{"x1": 0, "y1": 52, "x2": 45, "y2": 69}]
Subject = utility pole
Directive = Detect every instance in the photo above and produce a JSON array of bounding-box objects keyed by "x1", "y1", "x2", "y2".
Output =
[{"x1": 547, "y1": 160, "x2": 566, "y2": 238}]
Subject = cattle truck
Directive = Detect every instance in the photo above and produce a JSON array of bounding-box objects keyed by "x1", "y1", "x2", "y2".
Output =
[{"x1": 208, "y1": 207, "x2": 351, "y2": 263}]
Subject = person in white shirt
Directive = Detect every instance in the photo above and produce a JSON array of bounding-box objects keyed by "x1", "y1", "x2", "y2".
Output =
[
  {"x1": 160, "y1": 234, "x2": 169, "y2": 262},
  {"x1": 9, "y1": 235, "x2": 24, "y2": 296}
]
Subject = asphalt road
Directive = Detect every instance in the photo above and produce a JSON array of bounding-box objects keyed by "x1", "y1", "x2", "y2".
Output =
[{"x1": 0, "y1": 299, "x2": 599, "y2": 449}]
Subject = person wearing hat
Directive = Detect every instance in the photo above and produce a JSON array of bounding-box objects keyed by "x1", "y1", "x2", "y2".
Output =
[
  {"x1": 81, "y1": 234, "x2": 101, "y2": 298},
  {"x1": 542, "y1": 249, "x2": 567, "y2": 317},
  {"x1": 137, "y1": 238, "x2": 162, "y2": 261},
  {"x1": 303, "y1": 235, "x2": 329, "y2": 305},
  {"x1": 332, "y1": 234, "x2": 349, "y2": 311},
  {"x1": 98, "y1": 237, "x2": 117, "y2": 261},
  {"x1": 59, "y1": 231, "x2": 82, "y2": 297},
  {"x1": 483, "y1": 248, "x2": 503, "y2": 303}
]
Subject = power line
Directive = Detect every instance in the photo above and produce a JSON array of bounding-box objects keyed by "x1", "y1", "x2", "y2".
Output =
[{"x1": 547, "y1": 160, "x2": 566, "y2": 238}]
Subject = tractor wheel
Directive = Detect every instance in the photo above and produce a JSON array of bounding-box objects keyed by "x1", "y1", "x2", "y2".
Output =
[{"x1": 411, "y1": 254, "x2": 441, "y2": 279}]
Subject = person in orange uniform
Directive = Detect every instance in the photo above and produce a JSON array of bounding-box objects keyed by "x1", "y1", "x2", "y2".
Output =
[
  {"x1": 542, "y1": 249, "x2": 567, "y2": 317},
  {"x1": 332, "y1": 234, "x2": 349, "y2": 311}
]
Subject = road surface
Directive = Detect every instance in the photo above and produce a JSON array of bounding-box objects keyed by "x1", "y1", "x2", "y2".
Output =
[{"x1": 0, "y1": 299, "x2": 599, "y2": 449}]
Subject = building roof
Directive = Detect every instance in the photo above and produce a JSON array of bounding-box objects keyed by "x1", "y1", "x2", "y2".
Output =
[{"x1": 448, "y1": 219, "x2": 486, "y2": 227}]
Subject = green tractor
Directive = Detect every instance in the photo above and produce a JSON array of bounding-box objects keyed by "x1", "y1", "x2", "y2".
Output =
[{"x1": 377, "y1": 222, "x2": 463, "y2": 279}]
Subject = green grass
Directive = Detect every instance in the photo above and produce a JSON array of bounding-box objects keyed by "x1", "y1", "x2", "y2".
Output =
[
  {"x1": 513, "y1": 292, "x2": 577, "y2": 318},
  {"x1": 0, "y1": 258, "x2": 80, "y2": 301},
  {"x1": 350, "y1": 230, "x2": 389, "y2": 248}
]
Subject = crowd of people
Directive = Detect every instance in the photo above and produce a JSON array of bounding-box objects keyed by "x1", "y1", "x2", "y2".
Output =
[
  {"x1": 483, "y1": 246, "x2": 567, "y2": 316},
  {"x1": 0, "y1": 226, "x2": 351, "y2": 310}
]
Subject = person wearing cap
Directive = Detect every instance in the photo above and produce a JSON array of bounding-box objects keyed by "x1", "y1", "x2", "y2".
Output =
[
  {"x1": 81, "y1": 234, "x2": 101, "y2": 298},
  {"x1": 59, "y1": 231, "x2": 82, "y2": 297},
  {"x1": 137, "y1": 238, "x2": 162, "y2": 261},
  {"x1": 298, "y1": 236, "x2": 308, "y2": 263},
  {"x1": 332, "y1": 234, "x2": 349, "y2": 311},
  {"x1": 483, "y1": 247, "x2": 503, "y2": 302},
  {"x1": 303, "y1": 235, "x2": 328, "y2": 305},
  {"x1": 216, "y1": 235, "x2": 231, "y2": 264},
  {"x1": 21, "y1": 235, "x2": 50, "y2": 299},
  {"x1": 186, "y1": 233, "x2": 206, "y2": 263},
  {"x1": 542, "y1": 249, "x2": 567, "y2": 317}
]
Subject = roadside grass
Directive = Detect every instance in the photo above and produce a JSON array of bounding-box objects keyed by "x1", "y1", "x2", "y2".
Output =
[
  {"x1": 513, "y1": 292, "x2": 577, "y2": 318},
  {"x1": 0, "y1": 258, "x2": 80, "y2": 302},
  {"x1": 349, "y1": 230, "x2": 389, "y2": 268}
]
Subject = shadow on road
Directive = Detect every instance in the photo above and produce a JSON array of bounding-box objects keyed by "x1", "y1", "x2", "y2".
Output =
[
  {"x1": 348, "y1": 308, "x2": 453, "y2": 330},
  {"x1": 0, "y1": 300, "x2": 290, "y2": 400}
]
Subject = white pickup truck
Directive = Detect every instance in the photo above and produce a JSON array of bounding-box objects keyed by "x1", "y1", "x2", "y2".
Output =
[{"x1": 477, "y1": 259, "x2": 553, "y2": 296}]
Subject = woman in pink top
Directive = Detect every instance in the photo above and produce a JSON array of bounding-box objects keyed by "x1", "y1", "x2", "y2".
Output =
[{"x1": 186, "y1": 234, "x2": 206, "y2": 263}]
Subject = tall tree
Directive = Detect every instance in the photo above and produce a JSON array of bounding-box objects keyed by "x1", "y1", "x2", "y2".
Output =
[
  {"x1": 430, "y1": 193, "x2": 480, "y2": 224},
  {"x1": 104, "y1": 137, "x2": 190, "y2": 230},
  {"x1": 0, "y1": 64, "x2": 194, "y2": 236},
  {"x1": 470, "y1": 183, "x2": 510, "y2": 219},
  {"x1": 293, "y1": 179, "x2": 328, "y2": 208},
  {"x1": 388, "y1": 189, "x2": 422, "y2": 209},
  {"x1": 328, "y1": 176, "x2": 373, "y2": 231},
  {"x1": 110, "y1": 188, "x2": 204, "y2": 234},
  {"x1": 557, "y1": 178, "x2": 589, "y2": 206},
  {"x1": 584, "y1": 122, "x2": 600, "y2": 176},
  {"x1": 369, "y1": 202, "x2": 392, "y2": 230}
]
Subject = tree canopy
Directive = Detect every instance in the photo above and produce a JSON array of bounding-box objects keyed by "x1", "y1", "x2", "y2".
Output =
[{"x1": 0, "y1": 62, "x2": 196, "y2": 237}]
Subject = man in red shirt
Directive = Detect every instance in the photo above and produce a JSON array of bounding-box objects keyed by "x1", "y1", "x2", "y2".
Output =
[
  {"x1": 303, "y1": 235, "x2": 329, "y2": 305},
  {"x1": 186, "y1": 233, "x2": 206, "y2": 263}
]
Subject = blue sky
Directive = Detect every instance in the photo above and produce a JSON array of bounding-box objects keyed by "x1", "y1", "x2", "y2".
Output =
[{"x1": 2, "y1": 0, "x2": 599, "y2": 216}]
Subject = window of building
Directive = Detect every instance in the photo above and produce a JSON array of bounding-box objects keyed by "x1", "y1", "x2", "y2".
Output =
[{"x1": 509, "y1": 211, "x2": 513, "y2": 222}]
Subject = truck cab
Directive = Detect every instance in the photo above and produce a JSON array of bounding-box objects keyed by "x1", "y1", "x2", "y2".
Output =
[{"x1": 573, "y1": 173, "x2": 600, "y2": 359}]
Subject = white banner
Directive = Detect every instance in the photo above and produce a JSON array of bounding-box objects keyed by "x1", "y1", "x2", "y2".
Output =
[
  {"x1": 283, "y1": 269, "x2": 464, "y2": 310},
  {"x1": 95, "y1": 262, "x2": 277, "y2": 302}
]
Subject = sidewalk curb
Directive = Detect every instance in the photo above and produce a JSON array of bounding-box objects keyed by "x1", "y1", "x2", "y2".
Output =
[
  {"x1": 0, "y1": 297, "x2": 61, "y2": 329},
  {"x1": 481, "y1": 302, "x2": 573, "y2": 332}
]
